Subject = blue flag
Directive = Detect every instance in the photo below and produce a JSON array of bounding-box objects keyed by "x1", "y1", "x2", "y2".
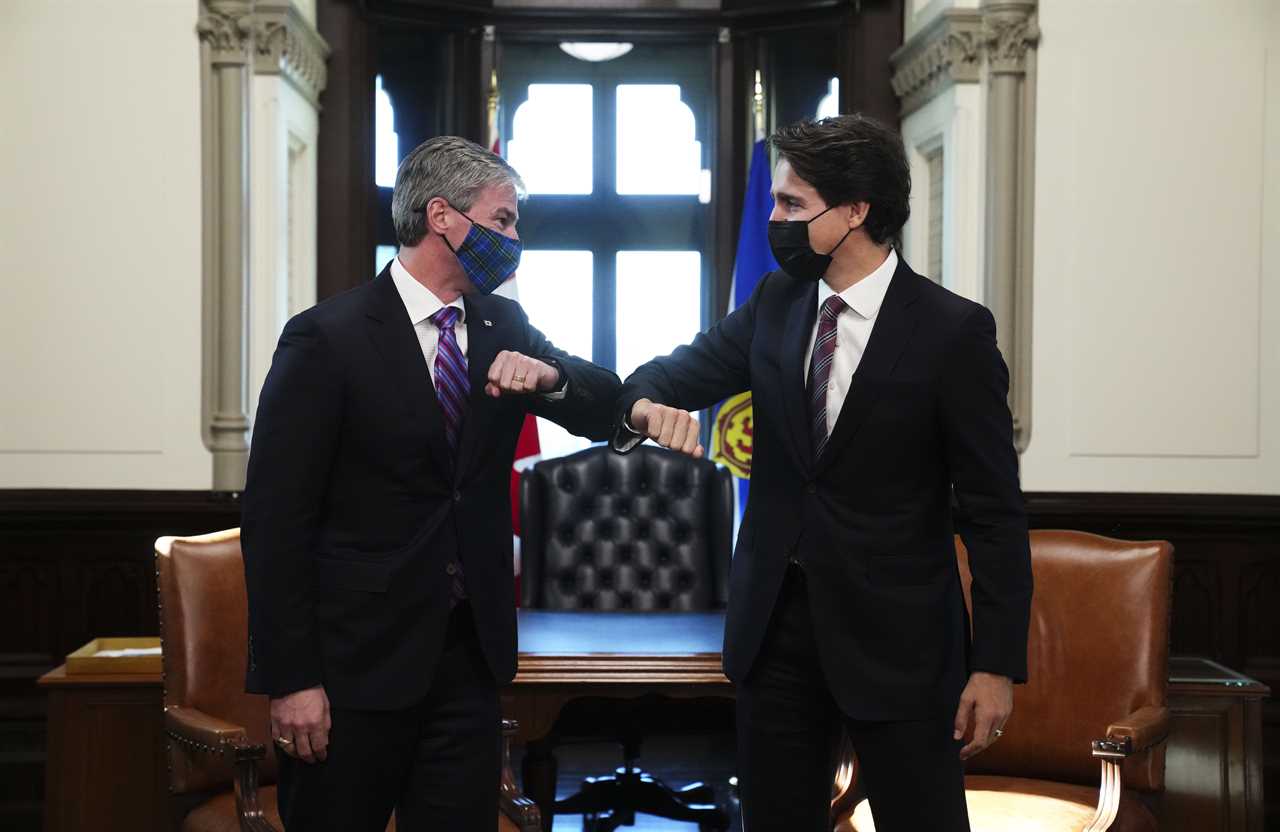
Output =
[
  {"x1": 711, "y1": 140, "x2": 778, "y2": 529},
  {"x1": 733, "y1": 140, "x2": 780, "y2": 308}
]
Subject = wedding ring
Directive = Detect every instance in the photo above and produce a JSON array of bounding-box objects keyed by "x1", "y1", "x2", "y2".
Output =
[
  {"x1": 274, "y1": 736, "x2": 293, "y2": 746},
  {"x1": 513, "y1": 374, "x2": 527, "y2": 384},
  {"x1": 993, "y1": 729, "x2": 1005, "y2": 738}
]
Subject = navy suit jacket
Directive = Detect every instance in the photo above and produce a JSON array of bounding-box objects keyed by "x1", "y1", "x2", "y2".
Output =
[
  {"x1": 615, "y1": 259, "x2": 1032, "y2": 720},
  {"x1": 242, "y1": 265, "x2": 620, "y2": 709}
]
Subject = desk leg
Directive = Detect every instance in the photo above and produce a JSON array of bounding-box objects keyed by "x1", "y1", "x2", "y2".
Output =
[{"x1": 522, "y1": 738, "x2": 558, "y2": 832}]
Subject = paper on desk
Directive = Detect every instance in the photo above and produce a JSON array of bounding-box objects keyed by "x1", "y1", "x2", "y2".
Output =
[{"x1": 95, "y1": 647, "x2": 162, "y2": 658}]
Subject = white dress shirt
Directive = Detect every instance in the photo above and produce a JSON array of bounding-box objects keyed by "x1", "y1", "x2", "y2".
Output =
[
  {"x1": 803, "y1": 249, "x2": 899, "y2": 435},
  {"x1": 390, "y1": 256, "x2": 567, "y2": 399},
  {"x1": 390, "y1": 256, "x2": 467, "y2": 385}
]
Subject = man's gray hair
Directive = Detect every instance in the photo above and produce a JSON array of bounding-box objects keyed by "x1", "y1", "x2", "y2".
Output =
[{"x1": 391, "y1": 136, "x2": 527, "y2": 247}]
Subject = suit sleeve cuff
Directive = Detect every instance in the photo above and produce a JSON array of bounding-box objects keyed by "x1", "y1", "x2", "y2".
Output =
[
  {"x1": 611, "y1": 396, "x2": 646, "y2": 453},
  {"x1": 537, "y1": 357, "x2": 569, "y2": 400}
]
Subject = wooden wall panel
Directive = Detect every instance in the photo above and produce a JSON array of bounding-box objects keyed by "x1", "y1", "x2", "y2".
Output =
[{"x1": 0, "y1": 491, "x2": 239, "y2": 831}]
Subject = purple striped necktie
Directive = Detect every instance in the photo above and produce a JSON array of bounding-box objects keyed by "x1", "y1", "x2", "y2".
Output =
[
  {"x1": 429, "y1": 306, "x2": 470, "y2": 453},
  {"x1": 428, "y1": 305, "x2": 468, "y2": 604},
  {"x1": 807, "y1": 294, "x2": 847, "y2": 460}
]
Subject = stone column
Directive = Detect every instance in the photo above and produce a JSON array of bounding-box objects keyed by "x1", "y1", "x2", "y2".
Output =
[
  {"x1": 198, "y1": 0, "x2": 253, "y2": 490},
  {"x1": 981, "y1": 0, "x2": 1038, "y2": 452}
]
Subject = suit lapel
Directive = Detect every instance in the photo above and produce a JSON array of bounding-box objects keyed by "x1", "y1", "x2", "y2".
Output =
[
  {"x1": 453, "y1": 293, "x2": 507, "y2": 481},
  {"x1": 780, "y1": 279, "x2": 820, "y2": 473},
  {"x1": 813, "y1": 261, "x2": 923, "y2": 476},
  {"x1": 363, "y1": 269, "x2": 453, "y2": 476}
]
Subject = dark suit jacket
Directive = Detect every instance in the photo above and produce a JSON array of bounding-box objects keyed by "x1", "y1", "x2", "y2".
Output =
[
  {"x1": 614, "y1": 259, "x2": 1032, "y2": 720},
  {"x1": 242, "y1": 266, "x2": 620, "y2": 710}
]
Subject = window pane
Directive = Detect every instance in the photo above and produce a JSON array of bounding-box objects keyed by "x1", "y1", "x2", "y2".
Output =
[
  {"x1": 507, "y1": 85, "x2": 593, "y2": 195},
  {"x1": 616, "y1": 85, "x2": 706, "y2": 196},
  {"x1": 615, "y1": 251, "x2": 702, "y2": 381},
  {"x1": 374, "y1": 75, "x2": 399, "y2": 188},
  {"x1": 817, "y1": 76, "x2": 840, "y2": 119},
  {"x1": 516, "y1": 251, "x2": 593, "y2": 359},
  {"x1": 515, "y1": 250, "x2": 595, "y2": 458},
  {"x1": 375, "y1": 245, "x2": 397, "y2": 275}
]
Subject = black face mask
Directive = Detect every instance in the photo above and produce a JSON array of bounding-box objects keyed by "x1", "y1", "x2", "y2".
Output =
[{"x1": 767, "y1": 206, "x2": 854, "y2": 281}]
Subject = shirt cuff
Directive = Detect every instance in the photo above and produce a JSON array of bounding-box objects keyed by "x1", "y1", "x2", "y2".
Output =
[
  {"x1": 537, "y1": 357, "x2": 568, "y2": 401},
  {"x1": 539, "y1": 382, "x2": 568, "y2": 402}
]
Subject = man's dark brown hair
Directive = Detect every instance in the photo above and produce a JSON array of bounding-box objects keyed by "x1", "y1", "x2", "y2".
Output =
[{"x1": 769, "y1": 114, "x2": 912, "y2": 250}]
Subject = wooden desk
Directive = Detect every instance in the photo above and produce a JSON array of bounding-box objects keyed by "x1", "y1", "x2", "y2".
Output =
[
  {"x1": 506, "y1": 612, "x2": 1269, "y2": 832},
  {"x1": 39, "y1": 665, "x2": 167, "y2": 832},
  {"x1": 1163, "y1": 656, "x2": 1270, "y2": 831}
]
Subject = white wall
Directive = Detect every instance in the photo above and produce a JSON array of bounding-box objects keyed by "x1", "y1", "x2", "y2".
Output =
[
  {"x1": 0, "y1": 0, "x2": 210, "y2": 488},
  {"x1": 1020, "y1": 0, "x2": 1280, "y2": 494},
  {"x1": 250, "y1": 74, "x2": 320, "y2": 424},
  {"x1": 900, "y1": 82, "x2": 986, "y2": 302}
]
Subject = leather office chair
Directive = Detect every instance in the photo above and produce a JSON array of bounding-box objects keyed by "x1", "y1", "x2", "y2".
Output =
[
  {"x1": 156, "y1": 528, "x2": 540, "y2": 832},
  {"x1": 834, "y1": 530, "x2": 1173, "y2": 832},
  {"x1": 520, "y1": 444, "x2": 735, "y2": 831}
]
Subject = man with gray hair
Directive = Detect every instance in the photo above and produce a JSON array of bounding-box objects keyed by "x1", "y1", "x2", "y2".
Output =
[{"x1": 242, "y1": 135, "x2": 620, "y2": 829}]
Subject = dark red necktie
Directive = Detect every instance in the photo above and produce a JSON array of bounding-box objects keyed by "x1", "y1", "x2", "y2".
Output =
[{"x1": 807, "y1": 295, "x2": 847, "y2": 460}]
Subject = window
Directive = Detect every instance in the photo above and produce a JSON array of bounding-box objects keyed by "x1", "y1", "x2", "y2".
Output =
[
  {"x1": 374, "y1": 75, "x2": 399, "y2": 189},
  {"x1": 500, "y1": 42, "x2": 713, "y2": 458},
  {"x1": 506, "y1": 84, "x2": 594, "y2": 195},
  {"x1": 516, "y1": 250, "x2": 596, "y2": 456},
  {"x1": 375, "y1": 245, "x2": 397, "y2": 275},
  {"x1": 615, "y1": 85, "x2": 708, "y2": 199},
  {"x1": 615, "y1": 251, "x2": 702, "y2": 380},
  {"x1": 817, "y1": 77, "x2": 840, "y2": 119},
  {"x1": 516, "y1": 251, "x2": 594, "y2": 360}
]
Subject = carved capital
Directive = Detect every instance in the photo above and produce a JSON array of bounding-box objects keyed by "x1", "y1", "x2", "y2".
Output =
[
  {"x1": 981, "y1": 2, "x2": 1039, "y2": 75},
  {"x1": 197, "y1": 1, "x2": 253, "y2": 64},
  {"x1": 253, "y1": 3, "x2": 330, "y2": 106},
  {"x1": 893, "y1": 2, "x2": 1040, "y2": 113},
  {"x1": 891, "y1": 10, "x2": 984, "y2": 116}
]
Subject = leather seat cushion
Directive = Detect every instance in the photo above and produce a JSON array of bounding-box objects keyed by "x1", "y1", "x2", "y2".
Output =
[
  {"x1": 180, "y1": 787, "x2": 522, "y2": 832},
  {"x1": 846, "y1": 775, "x2": 1156, "y2": 832}
]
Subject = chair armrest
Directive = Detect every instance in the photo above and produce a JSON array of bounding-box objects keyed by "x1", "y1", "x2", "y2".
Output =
[
  {"x1": 1101, "y1": 705, "x2": 1170, "y2": 756},
  {"x1": 165, "y1": 707, "x2": 277, "y2": 832},
  {"x1": 500, "y1": 719, "x2": 542, "y2": 832},
  {"x1": 165, "y1": 706, "x2": 256, "y2": 754}
]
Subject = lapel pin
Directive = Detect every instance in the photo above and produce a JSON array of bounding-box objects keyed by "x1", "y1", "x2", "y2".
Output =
[{"x1": 483, "y1": 320, "x2": 493, "y2": 327}]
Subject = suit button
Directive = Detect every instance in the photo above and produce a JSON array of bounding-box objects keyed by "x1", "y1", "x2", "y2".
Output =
[
  {"x1": 453, "y1": 490, "x2": 462, "y2": 503},
  {"x1": 446, "y1": 563, "x2": 457, "y2": 575},
  {"x1": 806, "y1": 483, "x2": 816, "y2": 494}
]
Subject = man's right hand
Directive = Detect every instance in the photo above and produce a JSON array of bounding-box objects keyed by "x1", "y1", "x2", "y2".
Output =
[
  {"x1": 630, "y1": 398, "x2": 705, "y2": 458},
  {"x1": 270, "y1": 685, "x2": 331, "y2": 764}
]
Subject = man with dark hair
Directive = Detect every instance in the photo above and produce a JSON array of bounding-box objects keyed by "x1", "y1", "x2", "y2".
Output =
[
  {"x1": 614, "y1": 114, "x2": 1032, "y2": 830},
  {"x1": 242, "y1": 135, "x2": 620, "y2": 830}
]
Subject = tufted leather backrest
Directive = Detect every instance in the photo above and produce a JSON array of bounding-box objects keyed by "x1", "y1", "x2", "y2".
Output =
[
  {"x1": 156, "y1": 529, "x2": 277, "y2": 794},
  {"x1": 521, "y1": 445, "x2": 734, "y2": 611},
  {"x1": 958, "y1": 530, "x2": 1172, "y2": 792}
]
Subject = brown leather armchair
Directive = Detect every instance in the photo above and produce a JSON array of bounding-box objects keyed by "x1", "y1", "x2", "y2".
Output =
[
  {"x1": 835, "y1": 530, "x2": 1173, "y2": 832},
  {"x1": 156, "y1": 528, "x2": 540, "y2": 832}
]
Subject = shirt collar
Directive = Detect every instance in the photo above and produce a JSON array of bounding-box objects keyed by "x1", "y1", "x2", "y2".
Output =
[
  {"x1": 390, "y1": 256, "x2": 465, "y2": 326},
  {"x1": 817, "y1": 248, "x2": 899, "y2": 320}
]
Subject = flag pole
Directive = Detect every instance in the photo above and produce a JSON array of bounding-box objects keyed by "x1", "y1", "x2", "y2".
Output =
[
  {"x1": 487, "y1": 66, "x2": 500, "y2": 152},
  {"x1": 753, "y1": 69, "x2": 766, "y2": 143}
]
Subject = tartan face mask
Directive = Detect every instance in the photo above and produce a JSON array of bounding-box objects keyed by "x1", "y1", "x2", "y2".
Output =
[{"x1": 441, "y1": 206, "x2": 522, "y2": 295}]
